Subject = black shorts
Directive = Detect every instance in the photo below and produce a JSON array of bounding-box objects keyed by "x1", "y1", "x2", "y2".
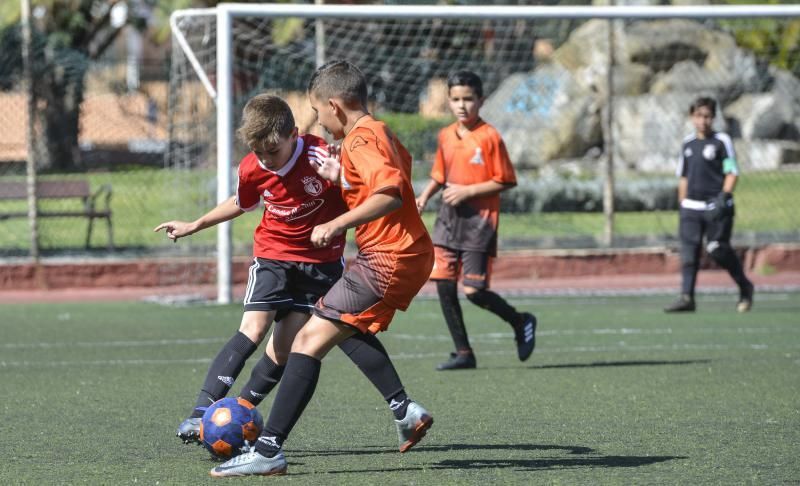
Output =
[{"x1": 243, "y1": 257, "x2": 344, "y2": 314}]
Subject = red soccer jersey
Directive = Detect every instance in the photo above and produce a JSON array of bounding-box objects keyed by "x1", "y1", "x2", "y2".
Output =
[{"x1": 236, "y1": 134, "x2": 348, "y2": 262}]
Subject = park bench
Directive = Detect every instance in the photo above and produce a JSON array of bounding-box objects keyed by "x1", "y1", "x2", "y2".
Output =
[{"x1": 0, "y1": 180, "x2": 113, "y2": 249}]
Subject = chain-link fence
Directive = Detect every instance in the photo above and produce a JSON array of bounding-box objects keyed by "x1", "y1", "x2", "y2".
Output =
[{"x1": 2, "y1": 9, "x2": 799, "y2": 264}]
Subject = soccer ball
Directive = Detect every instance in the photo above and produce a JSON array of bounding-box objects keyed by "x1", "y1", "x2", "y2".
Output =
[{"x1": 200, "y1": 397, "x2": 263, "y2": 459}]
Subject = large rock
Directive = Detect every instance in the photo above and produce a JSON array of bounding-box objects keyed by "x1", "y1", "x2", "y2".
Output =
[
  {"x1": 612, "y1": 92, "x2": 726, "y2": 172},
  {"x1": 733, "y1": 140, "x2": 800, "y2": 171},
  {"x1": 482, "y1": 64, "x2": 602, "y2": 168}
]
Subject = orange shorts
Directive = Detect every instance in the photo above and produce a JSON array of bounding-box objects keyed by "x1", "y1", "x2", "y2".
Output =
[
  {"x1": 314, "y1": 249, "x2": 433, "y2": 334},
  {"x1": 429, "y1": 245, "x2": 493, "y2": 289}
]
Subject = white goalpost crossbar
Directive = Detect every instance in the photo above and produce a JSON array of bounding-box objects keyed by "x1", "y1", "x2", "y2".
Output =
[{"x1": 170, "y1": 3, "x2": 800, "y2": 304}]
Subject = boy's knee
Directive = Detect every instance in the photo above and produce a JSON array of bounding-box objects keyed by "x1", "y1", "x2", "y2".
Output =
[
  {"x1": 238, "y1": 313, "x2": 272, "y2": 343},
  {"x1": 465, "y1": 288, "x2": 488, "y2": 306},
  {"x1": 707, "y1": 240, "x2": 734, "y2": 263}
]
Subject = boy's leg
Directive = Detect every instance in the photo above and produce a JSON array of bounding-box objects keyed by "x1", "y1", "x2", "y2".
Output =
[
  {"x1": 210, "y1": 316, "x2": 354, "y2": 477},
  {"x1": 238, "y1": 310, "x2": 308, "y2": 406},
  {"x1": 705, "y1": 208, "x2": 754, "y2": 311},
  {"x1": 338, "y1": 332, "x2": 412, "y2": 419},
  {"x1": 667, "y1": 208, "x2": 702, "y2": 312},
  {"x1": 178, "y1": 258, "x2": 293, "y2": 443},
  {"x1": 190, "y1": 315, "x2": 266, "y2": 416},
  {"x1": 430, "y1": 246, "x2": 475, "y2": 369},
  {"x1": 176, "y1": 311, "x2": 272, "y2": 444},
  {"x1": 462, "y1": 251, "x2": 537, "y2": 362}
]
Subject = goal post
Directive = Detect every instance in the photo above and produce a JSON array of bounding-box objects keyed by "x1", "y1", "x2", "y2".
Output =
[{"x1": 169, "y1": 4, "x2": 800, "y2": 303}]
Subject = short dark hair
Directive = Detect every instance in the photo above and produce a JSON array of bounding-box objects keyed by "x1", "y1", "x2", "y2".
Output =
[
  {"x1": 307, "y1": 60, "x2": 368, "y2": 108},
  {"x1": 237, "y1": 94, "x2": 295, "y2": 150},
  {"x1": 447, "y1": 70, "x2": 483, "y2": 98},
  {"x1": 689, "y1": 97, "x2": 716, "y2": 117}
]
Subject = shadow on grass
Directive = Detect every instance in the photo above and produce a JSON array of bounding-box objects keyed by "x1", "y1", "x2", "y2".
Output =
[
  {"x1": 431, "y1": 455, "x2": 686, "y2": 471},
  {"x1": 529, "y1": 359, "x2": 711, "y2": 370},
  {"x1": 309, "y1": 444, "x2": 686, "y2": 474},
  {"x1": 291, "y1": 443, "x2": 594, "y2": 458}
]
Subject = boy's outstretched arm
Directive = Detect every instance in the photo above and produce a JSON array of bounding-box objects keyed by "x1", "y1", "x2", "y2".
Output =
[
  {"x1": 416, "y1": 179, "x2": 444, "y2": 213},
  {"x1": 442, "y1": 180, "x2": 511, "y2": 207},
  {"x1": 154, "y1": 196, "x2": 244, "y2": 242},
  {"x1": 310, "y1": 191, "x2": 402, "y2": 248}
]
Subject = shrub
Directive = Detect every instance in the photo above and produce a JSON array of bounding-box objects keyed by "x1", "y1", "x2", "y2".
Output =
[
  {"x1": 378, "y1": 113, "x2": 451, "y2": 163},
  {"x1": 414, "y1": 175, "x2": 678, "y2": 213}
]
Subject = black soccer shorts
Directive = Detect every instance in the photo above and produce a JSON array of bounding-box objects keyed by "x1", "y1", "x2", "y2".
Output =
[{"x1": 243, "y1": 257, "x2": 344, "y2": 314}]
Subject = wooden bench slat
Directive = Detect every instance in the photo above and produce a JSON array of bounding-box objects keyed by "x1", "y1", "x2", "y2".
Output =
[{"x1": 0, "y1": 180, "x2": 91, "y2": 200}]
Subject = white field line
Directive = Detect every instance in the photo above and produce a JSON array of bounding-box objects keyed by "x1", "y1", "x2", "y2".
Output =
[
  {"x1": 3, "y1": 325, "x2": 798, "y2": 350},
  {"x1": 504, "y1": 293, "x2": 797, "y2": 306},
  {"x1": 2, "y1": 343, "x2": 799, "y2": 368}
]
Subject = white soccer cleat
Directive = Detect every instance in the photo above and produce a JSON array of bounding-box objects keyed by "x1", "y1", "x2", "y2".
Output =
[
  {"x1": 395, "y1": 402, "x2": 434, "y2": 453},
  {"x1": 209, "y1": 449, "x2": 287, "y2": 477}
]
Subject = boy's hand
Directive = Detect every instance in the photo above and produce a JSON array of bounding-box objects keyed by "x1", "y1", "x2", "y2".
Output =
[
  {"x1": 311, "y1": 143, "x2": 341, "y2": 184},
  {"x1": 442, "y1": 184, "x2": 474, "y2": 206},
  {"x1": 153, "y1": 220, "x2": 197, "y2": 242},
  {"x1": 415, "y1": 195, "x2": 428, "y2": 213},
  {"x1": 311, "y1": 221, "x2": 343, "y2": 247}
]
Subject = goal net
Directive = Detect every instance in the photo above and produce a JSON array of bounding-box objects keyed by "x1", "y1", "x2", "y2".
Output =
[{"x1": 168, "y1": 4, "x2": 800, "y2": 302}]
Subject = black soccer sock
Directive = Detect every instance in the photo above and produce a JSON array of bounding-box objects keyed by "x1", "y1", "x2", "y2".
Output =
[
  {"x1": 466, "y1": 289, "x2": 521, "y2": 328},
  {"x1": 437, "y1": 280, "x2": 471, "y2": 352},
  {"x1": 238, "y1": 354, "x2": 285, "y2": 407},
  {"x1": 191, "y1": 331, "x2": 257, "y2": 418},
  {"x1": 256, "y1": 353, "x2": 321, "y2": 458},
  {"x1": 680, "y1": 262, "x2": 698, "y2": 299},
  {"x1": 710, "y1": 245, "x2": 751, "y2": 291},
  {"x1": 338, "y1": 332, "x2": 410, "y2": 419}
]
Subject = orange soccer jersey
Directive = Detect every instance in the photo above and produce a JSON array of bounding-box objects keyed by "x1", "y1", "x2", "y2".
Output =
[
  {"x1": 338, "y1": 115, "x2": 433, "y2": 312},
  {"x1": 430, "y1": 120, "x2": 517, "y2": 255}
]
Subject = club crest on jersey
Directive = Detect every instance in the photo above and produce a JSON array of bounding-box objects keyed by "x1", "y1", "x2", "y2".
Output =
[
  {"x1": 702, "y1": 144, "x2": 717, "y2": 161},
  {"x1": 350, "y1": 136, "x2": 368, "y2": 151},
  {"x1": 470, "y1": 148, "x2": 484, "y2": 165},
  {"x1": 302, "y1": 176, "x2": 323, "y2": 196},
  {"x1": 263, "y1": 188, "x2": 273, "y2": 198}
]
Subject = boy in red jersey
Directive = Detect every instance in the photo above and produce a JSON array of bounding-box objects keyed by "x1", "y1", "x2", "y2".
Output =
[
  {"x1": 155, "y1": 95, "x2": 429, "y2": 451},
  {"x1": 210, "y1": 61, "x2": 434, "y2": 478},
  {"x1": 416, "y1": 71, "x2": 537, "y2": 371}
]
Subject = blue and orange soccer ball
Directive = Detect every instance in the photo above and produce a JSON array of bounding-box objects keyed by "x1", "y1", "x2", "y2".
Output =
[{"x1": 200, "y1": 397, "x2": 263, "y2": 459}]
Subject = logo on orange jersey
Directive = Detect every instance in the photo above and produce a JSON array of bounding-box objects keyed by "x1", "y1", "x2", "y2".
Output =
[
  {"x1": 302, "y1": 176, "x2": 323, "y2": 196},
  {"x1": 470, "y1": 148, "x2": 484, "y2": 165},
  {"x1": 350, "y1": 136, "x2": 368, "y2": 151}
]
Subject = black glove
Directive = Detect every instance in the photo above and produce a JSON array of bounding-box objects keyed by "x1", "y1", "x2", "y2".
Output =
[{"x1": 709, "y1": 192, "x2": 733, "y2": 220}]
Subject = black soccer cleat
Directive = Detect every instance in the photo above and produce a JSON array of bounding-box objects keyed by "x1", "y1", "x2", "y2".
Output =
[
  {"x1": 436, "y1": 352, "x2": 476, "y2": 371},
  {"x1": 514, "y1": 312, "x2": 537, "y2": 361},
  {"x1": 664, "y1": 294, "x2": 696, "y2": 313},
  {"x1": 176, "y1": 417, "x2": 202, "y2": 445}
]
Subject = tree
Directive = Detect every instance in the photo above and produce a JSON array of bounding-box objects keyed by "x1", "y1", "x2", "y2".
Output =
[{"x1": 0, "y1": 1, "x2": 156, "y2": 171}]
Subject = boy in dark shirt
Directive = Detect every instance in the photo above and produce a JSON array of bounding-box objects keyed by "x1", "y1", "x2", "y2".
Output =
[{"x1": 665, "y1": 96, "x2": 754, "y2": 313}]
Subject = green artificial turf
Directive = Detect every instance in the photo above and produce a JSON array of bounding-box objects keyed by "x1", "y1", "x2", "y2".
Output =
[{"x1": 2, "y1": 293, "x2": 798, "y2": 484}]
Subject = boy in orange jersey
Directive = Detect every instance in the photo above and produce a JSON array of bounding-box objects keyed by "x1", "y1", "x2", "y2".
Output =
[
  {"x1": 210, "y1": 60, "x2": 435, "y2": 478},
  {"x1": 416, "y1": 70, "x2": 537, "y2": 371}
]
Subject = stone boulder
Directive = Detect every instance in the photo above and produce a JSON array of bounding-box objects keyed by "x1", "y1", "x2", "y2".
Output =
[{"x1": 482, "y1": 63, "x2": 602, "y2": 169}]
